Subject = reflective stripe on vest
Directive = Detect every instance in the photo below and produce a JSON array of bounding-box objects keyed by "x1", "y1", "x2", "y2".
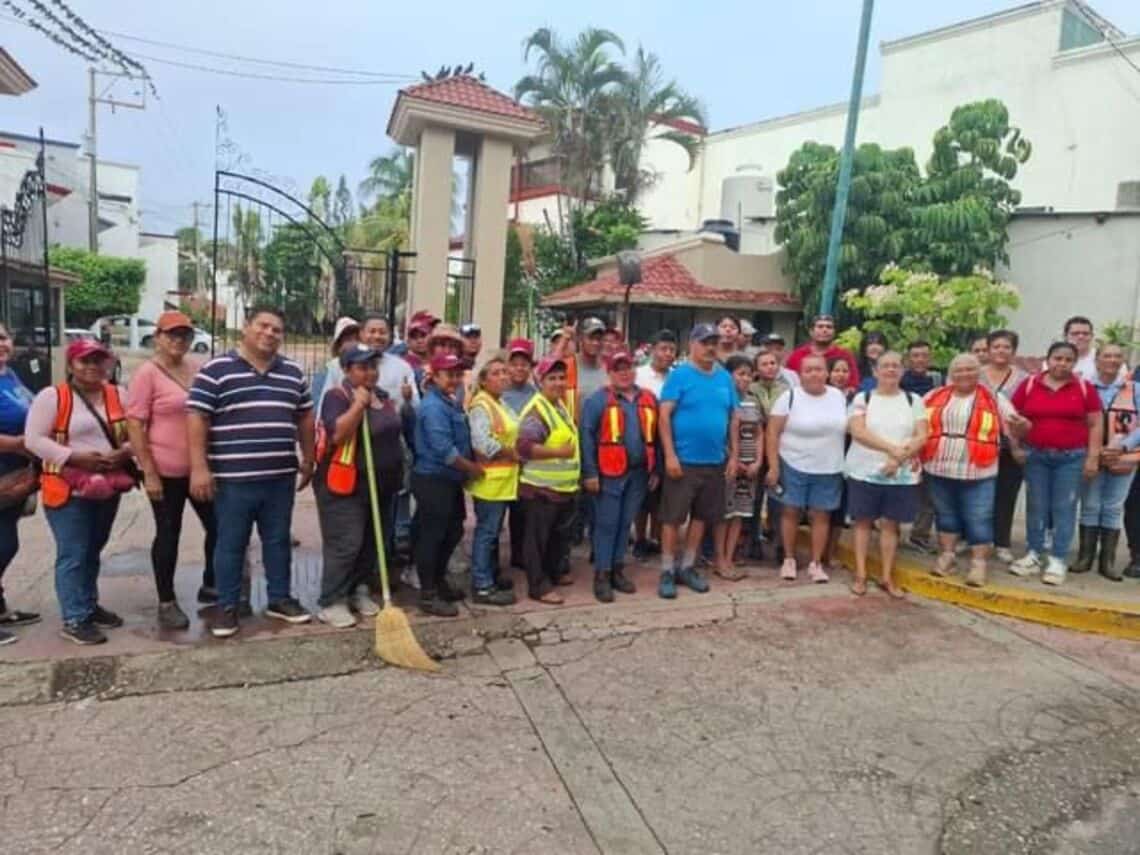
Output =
[
  {"x1": 466, "y1": 391, "x2": 521, "y2": 502},
  {"x1": 326, "y1": 433, "x2": 358, "y2": 496},
  {"x1": 597, "y1": 388, "x2": 657, "y2": 478},
  {"x1": 920, "y1": 385, "x2": 1001, "y2": 468},
  {"x1": 40, "y1": 383, "x2": 128, "y2": 508},
  {"x1": 519, "y1": 393, "x2": 580, "y2": 492}
]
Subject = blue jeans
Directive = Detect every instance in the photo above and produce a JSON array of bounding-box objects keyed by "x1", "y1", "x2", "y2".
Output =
[
  {"x1": 471, "y1": 499, "x2": 508, "y2": 591},
  {"x1": 45, "y1": 497, "x2": 120, "y2": 625},
  {"x1": 1024, "y1": 448, "x2": 1085, "y2": 559},
  {"x1": 592, "y1": 469, "x2": 649, "y2": 574},
  {"x1": 927, "y1": 475, "x2": 995, "y2": 546},
  {"x1": 213, "y1": 476, "x2": 295, "y2": 608},
  {"x1": 1079, "y1": 469, "x2": 1135, "y2": 529},
  {"x1": 0, "y1": 503, "x2": 22, "y2": 609}
]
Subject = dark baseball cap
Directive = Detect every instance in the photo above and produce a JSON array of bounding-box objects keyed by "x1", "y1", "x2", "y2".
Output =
[
  {"x1": 429, "y1": 353, "x2": 463, "y2": 373},
  {"x1": 605, "y1": 350, "x2": 634, "y2": 370},
  {"x1": 689, "y1": 323, "x2": 719, "y2": 342},
  {"x1": 340, "y1": 344, "x2": 381, "y2": 368},
  {"x1": 580, "y1": 317, "x2": 606, "y2": 336},
  {"x1": 652, "y1": 329, "x2": 677, "y2": 344}
]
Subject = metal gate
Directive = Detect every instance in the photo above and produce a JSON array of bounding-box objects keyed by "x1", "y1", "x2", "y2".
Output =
[
  {"x1": 210, "y1": 170, "x2": 416, "y2": 381},
  {"x1": 0, "y1": 131, "x2": 54, "y2": 391}
]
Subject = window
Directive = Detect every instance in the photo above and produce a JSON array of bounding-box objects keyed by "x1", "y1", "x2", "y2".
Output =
[{"x1": 1059, "y1": 8, "x2": 1104, "y2": 51}]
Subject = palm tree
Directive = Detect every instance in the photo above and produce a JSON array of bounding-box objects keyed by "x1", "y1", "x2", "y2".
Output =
[
  {"x1": 514, "y1": 27, "x2": 627, "y2": 212},
  {"x1": 359, "y1": 149, "x2": 413, "y2": 204},
  {"x1": 605, "y1": 47, "x2": 707, "y2": 204}
]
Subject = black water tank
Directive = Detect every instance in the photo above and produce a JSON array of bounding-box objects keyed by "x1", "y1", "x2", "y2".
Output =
[{"x1": 699, "y1": 219, "x2": 740, "y2": 252}]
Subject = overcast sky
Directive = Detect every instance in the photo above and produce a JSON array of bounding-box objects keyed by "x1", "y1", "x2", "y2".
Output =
[{"x1": 4, "y1": 0, "x2": 1137, "y2": 235}]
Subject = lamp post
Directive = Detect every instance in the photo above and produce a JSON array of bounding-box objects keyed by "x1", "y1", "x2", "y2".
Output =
[{"x1": 617, "y1": 250, "x2": 642, "y2": 336}]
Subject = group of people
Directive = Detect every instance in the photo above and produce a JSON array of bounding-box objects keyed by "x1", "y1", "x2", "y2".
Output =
[{"x1": 0, "y1": 305, "x2": 1136, "y2": 648}]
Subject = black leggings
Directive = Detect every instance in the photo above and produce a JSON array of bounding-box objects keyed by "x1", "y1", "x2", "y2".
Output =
[{"x1": 149, "y1": 475, "x2": 216, "y2": 602}]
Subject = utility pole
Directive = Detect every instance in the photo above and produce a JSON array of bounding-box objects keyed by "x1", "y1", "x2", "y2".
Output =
[
  {"x1": 818, "y1": 0, "x2": 875, "y2": 316},
  {"x1": 192, "y1": 201, "x2": 203, "y2": 293},
  {"x1": 86, "y1": 66, "x2": 148, "y2": 255}
]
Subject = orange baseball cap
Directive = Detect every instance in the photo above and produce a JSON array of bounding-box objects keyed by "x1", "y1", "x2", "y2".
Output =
[{"x1": 156, "y1": 310, "x2": 194, "y2": 332}]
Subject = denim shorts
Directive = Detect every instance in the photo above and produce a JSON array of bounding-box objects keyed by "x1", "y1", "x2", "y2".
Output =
[
  {"x1": 847, "y1": 480, "x2": 918, "y2": 523},
  {"x1": 927, "y1": 474, "x2": 996, "y2": 546},
  {"x1": 778, "y1": 459, "x2": 843, "y2": 512}
]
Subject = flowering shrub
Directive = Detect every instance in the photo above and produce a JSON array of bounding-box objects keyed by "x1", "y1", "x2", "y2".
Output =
[{"x1": 841, "y1": 265, "x2": 1020, "y2": 367}]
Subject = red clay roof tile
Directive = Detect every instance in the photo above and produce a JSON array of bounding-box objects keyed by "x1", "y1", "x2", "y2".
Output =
[{"x1": 401, "y1": 75, "x2": 542, "y2": 125}]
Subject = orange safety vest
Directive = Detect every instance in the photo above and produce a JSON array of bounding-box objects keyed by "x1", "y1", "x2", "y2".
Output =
[
  {"x1": 314, "y1": 388, "x2": 360, "y2": 496},
  {"x1": 41, "y1": 383, "x2": 128, "y2": 509},
  {"x1": 1106, "y1": 381, "x2": 1138, "y2": 440},
  {"x1": 920, "y1": 385, "x2": 1001, "y2": 468},
  {"x1": 563, "y1": 355, "x2": 579, "y2": 420},
  {"x1": 597, "y1": 387, "x2": 657, "y2": 478}
]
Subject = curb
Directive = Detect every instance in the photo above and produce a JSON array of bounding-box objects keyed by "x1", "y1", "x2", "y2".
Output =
[{"x1": 831, "y1": 538, "x2": 1140, "y2": 641}]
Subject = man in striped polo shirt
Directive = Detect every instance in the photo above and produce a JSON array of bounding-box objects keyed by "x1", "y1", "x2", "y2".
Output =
[{"x1": 187, "y1": 306, "x2": 317, "y2": 638}]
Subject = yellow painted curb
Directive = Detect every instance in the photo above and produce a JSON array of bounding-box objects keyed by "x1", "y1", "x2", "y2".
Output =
[{"x1": 820, "y1": 535, "x2": 1140, "y2": 641}]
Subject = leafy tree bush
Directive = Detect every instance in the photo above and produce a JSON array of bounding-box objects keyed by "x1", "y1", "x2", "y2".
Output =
[
  {"x1": 841, "y1": 265, "x2": 1021, "y2": 367},
  {"x1": 50, "y1": 246, "x2": 145, "y2": 325}
]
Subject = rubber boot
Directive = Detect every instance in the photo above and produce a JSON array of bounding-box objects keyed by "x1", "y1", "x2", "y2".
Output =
[
  {"x1": 1097, "y1": 528, "x2": 1123, "y2": 581},
  {"x1": 1069, "y1": 525, "x2": 1098, "y2": 573}
]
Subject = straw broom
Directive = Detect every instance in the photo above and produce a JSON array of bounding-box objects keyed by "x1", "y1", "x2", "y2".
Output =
[{"x1": 359, "y1": 414, "x2": 440, "y2": 673}]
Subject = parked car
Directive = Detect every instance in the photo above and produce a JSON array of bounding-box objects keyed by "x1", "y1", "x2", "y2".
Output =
[
  {"x1": 190, "y1": 327, "x2": 214, "y2": 354},
  {"x1": 90, "y1": 315, "x2": 156, "y2": 350},
  {"x1": 65, "y1": 328, "x2": 123, "y2": 383}
]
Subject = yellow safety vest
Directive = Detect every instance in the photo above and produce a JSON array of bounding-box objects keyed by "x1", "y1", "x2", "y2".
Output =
[
  {"x1": 519, "y1": 393, "x2": 580, "y2": 493},
  {"x1": 465, "y1": 391, "x2": 520, "y2": 502}
]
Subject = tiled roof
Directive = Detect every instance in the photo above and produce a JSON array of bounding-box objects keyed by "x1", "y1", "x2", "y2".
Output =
[
  {"x1": 401, "y1": 75, "x2": 542, "y2": 125},
  {"x1": 543, "y1": 253, "x2": 799, "y2": 308}
]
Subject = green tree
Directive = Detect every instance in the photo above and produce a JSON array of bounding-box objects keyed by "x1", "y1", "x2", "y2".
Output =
[
  {"x1": 308, "y1": 176, "x2": 331, "y2": 222},
  {"x1": 332, "y1": 175, "x2": 354, "y2": 231},
  {"x1": 175, "y1": 226, "x2": 202, "y2": 292},
  {"x1": 358, "y1": 149, "x2": 413, "y2": 204},
  {"x1": 501, "y1": 224, "x2": 526, "y2": 339},
  {"x1": 50, "y1": 247, "x2": 145, "y2": 325},
  {"x1": 230, "y1": 205, "x2": 263, "y2": 307},
  {"x1": 572, "y1": 196, "x2": 647, "y2": 261},
  {"x1": 603, "y1": 47, "x2": 706, "y2": 204},
  {"x1": 908, "y1": 99, "x2": 1033, "y2": 275},
  {"x1": 263, "y1": 222, "x2": 321, "y2": 331},
  {"x1": 774, "y1": 142, "x2": 919, "y2": 318},
  {"x1": 841, "y1": 265, "x2": 1021, "y2": 367}
]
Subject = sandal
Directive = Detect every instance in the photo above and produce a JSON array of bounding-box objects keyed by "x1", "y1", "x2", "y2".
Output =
[
  {"x1": 537, "y1": 592, "x2": 565, "y2": 605},
  {"x1": 0, "y1": 609, "x2": 41, "y2": 627},
  {"x1": 879, "y1": 580, "x2": 906, "y2": 599},
  {"x1": 714, "y1": 567, "x2": 746, "y2": 582},
  {"x1": 849, "y1": 579, "x2": 867, "y2": 597}
]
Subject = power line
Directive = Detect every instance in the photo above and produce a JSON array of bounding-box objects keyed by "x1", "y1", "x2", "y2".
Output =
[
  {"x1": 1071, "y1": 0, "x2": 1140, "y2": 77},
  {"x1": 98, "y1": 28, "x2": 416, "y2": 80},
  {"x1": 130, "y1": 52, "x2": 411, "y2": 86}
]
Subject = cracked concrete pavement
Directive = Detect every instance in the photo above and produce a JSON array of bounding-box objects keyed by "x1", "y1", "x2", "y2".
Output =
[{"x1": 2, "y1": 590, "x2": 1139, "y2": 854}]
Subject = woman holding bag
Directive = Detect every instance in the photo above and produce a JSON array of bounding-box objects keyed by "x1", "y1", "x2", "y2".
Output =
[
  {"x1": 0, "y1": 322, "x2": 39, "y2": 645},
  {"x1": 127, "y1": 311, "x2": 216, "y2": 630},
  {"x1": 26, "y1": 338, "x2": 135, "y2": 645}
]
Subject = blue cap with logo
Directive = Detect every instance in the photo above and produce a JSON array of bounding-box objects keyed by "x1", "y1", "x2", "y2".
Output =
[{"x1": 689, "y1": 323, "x2": 719, "y2": 342}]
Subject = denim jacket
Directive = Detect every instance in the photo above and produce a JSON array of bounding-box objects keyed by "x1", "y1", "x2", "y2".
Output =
[{"x1": 413, "y1": 386, "x2": 472, "y2": 482}]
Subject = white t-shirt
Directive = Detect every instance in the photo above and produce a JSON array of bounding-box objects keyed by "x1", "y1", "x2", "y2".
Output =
[
  {"x1": 770, "y1": 386, "x2": 848, "y2": 474},
  {"x1": 844, "y1": 389, "x2": 927, "y2": 485},
  {"x1": 635, "y1": 363, "x2": 669, "y2": 398}
]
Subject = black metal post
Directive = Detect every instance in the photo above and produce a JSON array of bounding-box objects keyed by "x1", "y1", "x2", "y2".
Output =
[
  {"x1": 210, "y1": 170, "x2": 220, "y2": 358},
  {"x1": 38, "y1": 128, "x2": 52, "y2": 379},
  {"x1": 386, "y1": 248, "x2": 398, "y2": 326}
]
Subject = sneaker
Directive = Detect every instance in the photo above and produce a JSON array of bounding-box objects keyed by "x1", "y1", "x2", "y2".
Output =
[
  {"x1": 780, "y1": 559, "x2": 797, "y2": 581},
  {"x1": 60, "y1": 621, "x2": 107, "y2": 645},
  {"x1": 438, "y1": 581, "x2": 466, "y2": 603},
  {"x1": 807, "y1": 562, "x2": 830, "y2": 584},
  {"x1": 1042, "y1": 557, "x2": 1068, "y2": 586},
  {"x1": 157, "y1": 602, "x2": 190, "y2": 631},
  {"x1": 495, "y1": 575, "x2": 515, "y2": 592},
  {"x1": 317, "y1": 602, "x2": 357, "y2": 629},
  {"x1": 472, "y1": 587, "x2": 516, "y2": 606},
  {"x1": 965, "y1": 560, "x2": 987, "y2": 588},
  {"x1": 0, "y1": 608, "x2": 40, "y2": 627},
  {"x1": 90, "y1": 605, "x2": 123, "y2": 629},
  {"x1": 1125, "y1": 559, "x2": 1140, "y2": 579},
  {"x1": 265, "y1": 597, "x2": 312, "y2": 624},
  {"x1": 908, "y1": 536, "x2": 936, "y2": 554},
  {"x1": 611, "y1": 565, "x2": 636, "y2": 594},
  {"x1": 677, "y1": 566, "x2": 710, "y2": 593},
  {"x1": 931, "y1": 552, "x2": 957, "y2": 578},
  {"x1": 197, "y1": 585, "x2": 219, "y2": 604},
  {"x1": 211, "y1": 606, "x2": 240, "y2": 638},
  {"x1": 419, "y1": 594, "x2": 459, "y2": 618},
  {"x1": 593, "y1": 574, "x2": 614, "y2": 603},
  {"x1": 657, "y1": 570, "x2": 677, "y2": 599},
  {"x1": 350, "y1": 587, "x2": 380, "y2": 617},
  {"x1": 994, "y1": 548, "x2": 1015, "y2": 564},
  {"x1": 1010, "y1": 551, "x2": 1043, "y2": 577},
  {"x1": 400, "y1": 565, "x2": 421, "y2": 590},
  {"x1": 0, "y1": 628, "x2": 16, "y2": 646}
]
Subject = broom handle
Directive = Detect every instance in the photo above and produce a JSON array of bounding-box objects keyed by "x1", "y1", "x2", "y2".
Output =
[{"x1": 358, "y1": 402, "x2": 392, "y2": 607}]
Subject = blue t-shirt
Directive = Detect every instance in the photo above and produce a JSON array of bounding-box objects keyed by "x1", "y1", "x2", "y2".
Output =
[
  {"x1": 0, "y1": 369, "x2": 32, "y2": 475},
  {"x1": 660, "y1": 361, "x2": 738, "y2": 466}
]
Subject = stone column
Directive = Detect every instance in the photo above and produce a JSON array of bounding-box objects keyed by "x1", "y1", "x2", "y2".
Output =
[
  {"x1": 468, "y1": 136, "x2": 513, "y2": 346},
  {"x1": 408, "y1": 125, "x2": 455, "y2": 325}
]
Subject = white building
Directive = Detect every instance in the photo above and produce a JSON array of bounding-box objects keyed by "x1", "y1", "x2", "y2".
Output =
[{"x1": 0, "y1": 130, "x2": 178, "y2": 331}]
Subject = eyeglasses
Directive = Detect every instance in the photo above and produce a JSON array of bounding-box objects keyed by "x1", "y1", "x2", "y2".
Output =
[
  {"x1": 163, "y1": 328, "x2": 194, "y2": 341},
  {"x1": 408, "y1": 329, "x2": 427, "y2": 339}
]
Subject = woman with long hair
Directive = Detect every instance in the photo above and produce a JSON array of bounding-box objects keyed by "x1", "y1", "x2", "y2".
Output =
[
  {"x1": 856, "y1": 332, "x2": 888, "y2": 394},
  {"x1": 126, "y1": 311, "x2": 216, "y2": 629},
  {"x1": 715, "y1": 315, "x2": 741, "y2": 364}
]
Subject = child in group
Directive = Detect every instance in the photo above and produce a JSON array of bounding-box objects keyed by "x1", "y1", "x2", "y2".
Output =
[{"x1": 715, "y1": 355, "x2": 763, "y2": 581}]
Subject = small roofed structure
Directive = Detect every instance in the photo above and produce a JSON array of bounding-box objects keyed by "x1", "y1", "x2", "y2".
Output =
[
  {"x1": 0, "y1": 48, "x2": 36, "y2": 96},
  {"x1": 542, "y1": 233, "x2": 800, "y2": 346}
]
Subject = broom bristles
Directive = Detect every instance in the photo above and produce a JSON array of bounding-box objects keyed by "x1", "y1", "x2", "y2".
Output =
[{"x1": 374, "y1": 605, "x2": 440, "y2": 673}]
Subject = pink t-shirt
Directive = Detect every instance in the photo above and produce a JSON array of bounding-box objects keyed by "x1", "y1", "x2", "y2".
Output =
[{"x1": 126, "y1": 361, "x2": 196, "y2": 477}]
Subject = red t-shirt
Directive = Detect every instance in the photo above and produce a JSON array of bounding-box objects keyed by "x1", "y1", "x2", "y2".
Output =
[
  {"x1": 1010, "y1": 373, "x2": 1102, "y2": 450},
  {"x1": 785, "y1": 344, "x2": 860, "y2": 391}
]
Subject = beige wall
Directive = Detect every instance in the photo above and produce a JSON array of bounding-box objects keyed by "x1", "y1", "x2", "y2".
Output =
[
  {"x1": 468, "y1": 136, "x2": 513, "y2": 346},
  {"x1": 408, "y1": 126, "x2": 455, "y2": 324}
]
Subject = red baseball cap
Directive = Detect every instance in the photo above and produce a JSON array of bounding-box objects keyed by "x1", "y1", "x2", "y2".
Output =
[
  {"x1": 66, "y1": 338, "x2": 112, "y2": 363},
  {"x1": 156, "y1": 310, "x2": 193, "y2": 332},
  {"x1": 606, "y1": 350, "x2": 634, "y2": 370},
  {"x1": 535, "y1": 357, "x2": 568, "y2": 380},
  {"x1": 429, "y1": 353, "x2": 462, "y2": 373},
  {"x1": 507, "y1": 338, "x2": 535, "y2": 361}
]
